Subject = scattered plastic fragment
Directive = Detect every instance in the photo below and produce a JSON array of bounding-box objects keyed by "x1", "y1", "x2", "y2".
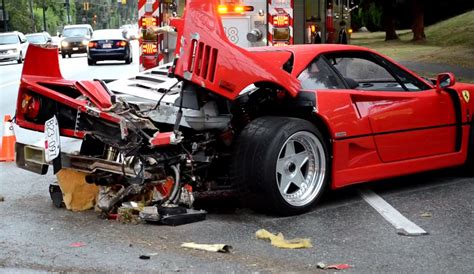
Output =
[
  {"x1": 139, "y1": 253, "x2": 158, "y2": 260},
  {"x1": 139, "y1": 255, "x2": 150, "y2": 260},
  {"x1": 317, "y1": 262, "x2": 351, "y2": 270},
  {"x1": 255, "y1": 229, "x2": 312, "y2": 249},
  {"x1": 421, "y1": 212, "x2": 432, "y2": 218},
  {"x1": 69, "y1": 242, "x2": 86, "y2": 247},
  {"x1": 327, "y1": 264, "x2": 351, "y2": 270},
  {"x1": 181, "y1": 242, "x2": 232, "y2": 253}
]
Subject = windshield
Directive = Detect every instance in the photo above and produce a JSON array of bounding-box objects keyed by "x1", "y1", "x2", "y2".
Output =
[
  {"x1": 26, "y1": 34, "x2": 47, "y2": 44},
  {"x1": 62, "y1": 28, "x2": 88, "y2": 37},
  {"x1": 92, "y1": 29, "x2": 125, "y2": 40},
  {"x1": 0, "y1": 34, "x2": 20, "y2": 45}
]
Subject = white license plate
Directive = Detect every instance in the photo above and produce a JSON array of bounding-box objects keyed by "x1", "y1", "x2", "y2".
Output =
[
  {"x1": 44, "y1": 115, "x2": 60, "y2": 162},
  {"x1": 72, "y1": 47, "x2": 79, "y2": 51},
  {"x1": 103, "y1": 43, "x2": 112, "y2": 48}
]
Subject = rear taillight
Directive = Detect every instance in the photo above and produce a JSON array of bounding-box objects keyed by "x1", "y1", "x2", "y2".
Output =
[
  {"x1": 88, "y1": 41, "x2": 97, "y2": 48},
  {"x1": 20, "y1": 93, "x2": 41, "y2": 120},
  {"x1": 115, "y1": 41, "x2": 127, "y2": 47}
]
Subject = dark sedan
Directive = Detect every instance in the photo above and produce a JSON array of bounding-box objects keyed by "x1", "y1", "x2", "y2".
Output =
[{"x1": 87, "y1": 29, "x2": 132, "y2": 65}]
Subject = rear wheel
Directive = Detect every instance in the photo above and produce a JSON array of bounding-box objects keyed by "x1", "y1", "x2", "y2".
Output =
[
  {"x1": 125, "y1": 56, "x2": 132, "y2": 64},
  {"x1": 61, "y1": 53, "x2": 66, "y2": 58},
  {"x1": 87, "y1": 59, "x2": 95, "y2": 66},
  {"x1": 68, "y1": 53, "x2": 72, "y2": 58},
  {"x1": 233, "y1": 116, "x2": 330, "y2": 216}
]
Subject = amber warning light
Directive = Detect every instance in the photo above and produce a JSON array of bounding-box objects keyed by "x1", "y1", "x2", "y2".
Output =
[
  {"x1": 142, "y1": 43, "x2": 158, "y2": 55},
  {"x1": 218, "y1": 5, "x2": 254, "y2": 14},
  {"x1": 273, "y1": 15, "x2": 289, "y2": 27},
  {"x1": 140, "y1": 17, "x2": 157, "y2": 28}
]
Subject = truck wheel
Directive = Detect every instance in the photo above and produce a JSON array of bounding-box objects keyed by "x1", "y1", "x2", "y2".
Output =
[{"x1": 233, "y1": 116, "x2": 330, "y2": 216}]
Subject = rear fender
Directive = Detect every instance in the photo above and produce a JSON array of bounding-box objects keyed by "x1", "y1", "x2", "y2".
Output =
[
  {"x1": 173, "y1": 0, "x2": 301, "y2": 100},
  {"x1": 16, "y1": 45, "x2": 119, "y2": 137}
]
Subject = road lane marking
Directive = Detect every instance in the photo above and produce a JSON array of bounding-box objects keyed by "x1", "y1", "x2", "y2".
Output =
[
  {"x1": 0, "y1": 81, "x2": 19, "y2": 89},
  {"x1": 358, "y1": 188, "x2": 428, "y2": 236}
]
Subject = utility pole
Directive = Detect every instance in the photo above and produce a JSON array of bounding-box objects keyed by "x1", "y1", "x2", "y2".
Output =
[
  {"x1": 1, "y1": 0, "x2": 7, "y2": 32},
  {"x1": 65, "y1": 0, "x2": 71, "y2": 24},
  {"x1": 42, "y1": 0, "x2": 47, "y2": 32},
  {"x1": 29, "y1": 0, "x2": 36, "y2": 32}
]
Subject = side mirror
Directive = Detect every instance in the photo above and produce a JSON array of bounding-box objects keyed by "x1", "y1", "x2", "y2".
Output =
[{"x1": 436, "y1": 73, "x2": 456, "y2": 92}]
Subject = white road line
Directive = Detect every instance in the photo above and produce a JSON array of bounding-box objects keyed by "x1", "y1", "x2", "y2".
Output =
[
  {"x1": 358, "y1": 188, "x2": 428, "y2": 236},
  {"x1": 0, "y1": 81, "x2": 19, "y2": 89}
]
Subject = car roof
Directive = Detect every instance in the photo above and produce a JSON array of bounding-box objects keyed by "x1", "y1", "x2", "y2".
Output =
[
  {"x1": 26, "y1": 32, "x2": 48, "y2": 36},
  {"x1": 64, "y1": 24, "x2": 92, "y2": 29},
  {"x1": 0, "y1": 31, "x2": 23, "y2": 36},
  {"x1": 249, "y1": 44, "x2": 384, "y2": 76}
]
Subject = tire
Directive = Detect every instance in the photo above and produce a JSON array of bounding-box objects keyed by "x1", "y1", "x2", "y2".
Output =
[
  {"x1": 233, "y1": 116, "x2": 330, "y2": 216},
  {"x1": 61, "y1": 53, "x2": 66, "y2": 59},
  {"x1": 68, "y1": 53, "x2": 72, "y2": 58},
  {"x1": 17, "y1": 52, "x2": 23, "y2": 64},
  {"x1": 125, "y1": 56, "x2": 132, "y2": 64},
  {"x1": 87, "y1": 59, "x2": 95, "y2": 66}
]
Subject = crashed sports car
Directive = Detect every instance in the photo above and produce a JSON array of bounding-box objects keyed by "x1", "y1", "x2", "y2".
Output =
[{"x1": 15, "y1": 0, "x2": 474, "y2": 216}]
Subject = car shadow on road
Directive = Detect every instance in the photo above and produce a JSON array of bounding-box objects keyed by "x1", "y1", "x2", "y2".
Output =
[
  {"x1": 193, "y1": 167, "x2": 470, "y2": 218},
  {"x1": 0, "y1": 62, "x2": 21, "y2": 67}
]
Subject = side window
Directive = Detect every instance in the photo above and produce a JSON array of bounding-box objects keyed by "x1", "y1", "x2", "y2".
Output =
[
  {"x1": 331, "y1": 56, "x2": 406, "y2": 91},
  {"x1": 298, "y1": 57, "x2": 345, "y2": 90},
  {"x1": 377, "y1": 57, "x2": 431, "y2": 91}
]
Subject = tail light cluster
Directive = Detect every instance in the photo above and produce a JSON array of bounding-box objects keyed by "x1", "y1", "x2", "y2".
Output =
[
  {"x1": 20, "y1": 92, "x2": 41, "y2": 120},
  {"x1": 88, "y1": 41, "x2": 127, "y2": 48},
  {"x1": 115, "y1": 41, "x2": 127, "y2": 47}
]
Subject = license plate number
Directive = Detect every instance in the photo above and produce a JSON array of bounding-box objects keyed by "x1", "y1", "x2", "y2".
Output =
[
  {"x1": 44, "y1": 115, "x2": 60, "y2": 162},
  {"x1": 103, "y1": 43, "x2": 112, "y2": 48},
  {"x1": 72, "y1": 47, "x2": 79, "y2": 51}
]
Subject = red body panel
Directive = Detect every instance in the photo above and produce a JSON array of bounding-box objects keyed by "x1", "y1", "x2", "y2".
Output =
[
  {"x1": 16, "y1": 45, "x2": 119, "y2": 138},
  {"x1": 173, "y1": 0, "x2": 301, "y2": 99}
]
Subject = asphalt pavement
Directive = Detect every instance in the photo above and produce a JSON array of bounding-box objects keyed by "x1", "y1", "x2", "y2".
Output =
[{"x1": 0, "y1": 45, "x2": 473, "y2": 272}]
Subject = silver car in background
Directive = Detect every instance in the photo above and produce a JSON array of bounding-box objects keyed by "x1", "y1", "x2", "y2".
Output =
[{"x1": 0, "y1": 31, "x2": 29, "y2": 64}]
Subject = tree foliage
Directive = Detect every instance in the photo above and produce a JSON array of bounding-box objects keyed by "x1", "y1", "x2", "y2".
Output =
[{"x1": 4, "y1": 0, "x2": 75, "y2": 35}]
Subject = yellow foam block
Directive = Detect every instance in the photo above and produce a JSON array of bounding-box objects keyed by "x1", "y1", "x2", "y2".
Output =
[{"x1": 56, "y1": 169, "x2": 99, "y2": 212}]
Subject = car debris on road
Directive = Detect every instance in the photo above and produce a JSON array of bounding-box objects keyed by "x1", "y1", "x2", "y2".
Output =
[
  {"x1": 181, "y1": 242, "x2": 232, "y2": 253},
  {"x1": 255, "y1": 229, "x2": 312, "y2": 249},
  {"x1": 0, "y1": 194, "x2": 4, "y2": 202},
  {"x1": 317, "y1": 262, "x2": 352, "y2": 270}
]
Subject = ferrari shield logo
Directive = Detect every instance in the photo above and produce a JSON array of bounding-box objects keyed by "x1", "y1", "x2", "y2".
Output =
[{"x1": 462, "y1": 90, "x2": 470, "y2": 103}]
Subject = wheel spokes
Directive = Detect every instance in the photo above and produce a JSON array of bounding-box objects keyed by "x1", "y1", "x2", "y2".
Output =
[{"x1": 279, "y1": 175, "x2": 292, "y2": 194}]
